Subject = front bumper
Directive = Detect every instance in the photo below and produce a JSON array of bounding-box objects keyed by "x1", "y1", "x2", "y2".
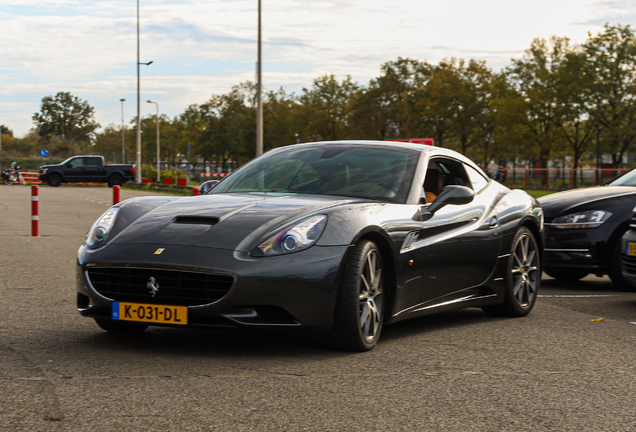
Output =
[
  {"x1": 77, "y1": 243, "x2": 350, "y2": 336},
  {"x1": 542, "y1": 222, "x2": 619, "y2": 275}
]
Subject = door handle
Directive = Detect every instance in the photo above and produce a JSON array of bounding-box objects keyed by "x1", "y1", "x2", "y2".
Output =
[{"x1": 489, "y1": 216, "x2": 499, "y2": 228}]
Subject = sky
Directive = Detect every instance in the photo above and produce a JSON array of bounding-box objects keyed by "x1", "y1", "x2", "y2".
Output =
[{"x1": 0, "y1": 0, "x2": 634, "y2": 138}]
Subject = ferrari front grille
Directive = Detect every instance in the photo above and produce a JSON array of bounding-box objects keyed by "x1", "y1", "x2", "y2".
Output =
[{"x1": 86, "y1": 267, "x2": 234, "y2": 306}]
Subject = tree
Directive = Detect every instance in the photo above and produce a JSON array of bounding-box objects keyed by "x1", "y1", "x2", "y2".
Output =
[
  {"x1": 32, "y1": 92, "x2": 100, "y2": 153},
  {"x1": 506, "y1": 36, "x2": 574, "y2": 179},
  {"x1": 349, "y1": 58, "x2": 430, "y2": 140},
  {"x1": 582, "y1": 24, "x2": 636, "y2": 167},
  {"x1": 298, "y1": 74, "x2": 359, "y2": 141},
  {"x1": 553, "y1": 50, "x2": 595, "y2": 185},
  {"x1": 0, "y1": 125, "x2": 13, "y2": 136}
]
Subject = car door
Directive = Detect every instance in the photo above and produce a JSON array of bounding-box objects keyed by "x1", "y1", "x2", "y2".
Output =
[
  {"x1": 401, "y1": 157, "x2": 501, "y2": 305},
  {"x1": 62, "y1": 157, "x2": 85, "y2": 182},
  {"x1": 82, "y1": 157, "x2": 102, "y2": 182}
]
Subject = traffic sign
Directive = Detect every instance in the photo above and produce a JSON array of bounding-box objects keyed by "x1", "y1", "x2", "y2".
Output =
[{"x1": 39, "y1": 149, "x2": 48, "y2": 157}]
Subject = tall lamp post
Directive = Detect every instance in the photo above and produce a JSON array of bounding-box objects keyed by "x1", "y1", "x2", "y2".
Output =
[
  {"x1": 120, "y1": 99, "x2": 126, "y2": 163},
  {"x1": 255, "y1": 0, "x2": 263, "y2": 157},
  {"x1": 136, "y1": 0, "x2": 153, "y2": 183},
  {"x1": 147, "y1": 100, "x2": 160, "y2": 183}
]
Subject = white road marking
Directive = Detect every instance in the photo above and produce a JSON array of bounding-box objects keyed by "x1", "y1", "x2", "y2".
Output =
[{"x1": 538, "y1": 295, "x2": 619, "y2": 298}]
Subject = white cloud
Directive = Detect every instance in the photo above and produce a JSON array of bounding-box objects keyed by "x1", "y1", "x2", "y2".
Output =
[{"x1": 0, "y1": 0, "x2": 633, "y2": 136}]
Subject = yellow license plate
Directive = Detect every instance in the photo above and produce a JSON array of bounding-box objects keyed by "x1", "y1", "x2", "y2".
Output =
[
  {"x1": 628, "y1": 242, "x2": 636, "y2": 257},
  {"x1": 112, "y1": 302, "x2": 188, "y2": 325}
]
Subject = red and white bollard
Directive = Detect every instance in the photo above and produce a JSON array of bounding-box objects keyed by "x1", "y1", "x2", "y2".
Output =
[
  {"x1": 113, "y1": 185, "x2": 120, "y2": 205},
  {"x1": 192, "y1": 187, "x2": 200, "y2": 196},
  {"x1": 31, "y1": 185, "x2": 39, "y2": 237}
]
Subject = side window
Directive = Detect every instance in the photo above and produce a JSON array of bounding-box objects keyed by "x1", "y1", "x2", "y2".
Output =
[
  {"x1": 85, "y1": 157, "x2": 100, "y2": 167},
  {"x1": 429, "y1": 158, "x2": 470, "y2": 187},
  {"x1": 465, "y1": 164, "x2": 489, "y2": 193},
  {"x1": 422, "y1": 157, "x2": 470, "y2": 203},
  {"x1": 69, "y1": 158, "x2": 85, "y2": 167}
]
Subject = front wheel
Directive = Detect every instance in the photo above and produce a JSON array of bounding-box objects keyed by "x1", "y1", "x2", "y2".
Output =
[
  {"x1": 483, "y1": 226, "x2": 540, "y2": 317},
  {"x1": 329, "y1": 240, "x2": 384, "y2": 351},
  {"x1": 47, "y1": 174, "x2": 62, "y2": 187}
]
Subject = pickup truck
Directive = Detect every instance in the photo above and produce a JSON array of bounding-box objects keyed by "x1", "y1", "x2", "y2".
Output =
[{"x1": 39, "y1": 155, "x2": 135, "y2": 187}]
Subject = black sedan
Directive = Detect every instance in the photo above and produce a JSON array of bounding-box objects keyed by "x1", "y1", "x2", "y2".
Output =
[
  {"x1": 539, "y1": 169, "x2": 636, "y2": 290},
  {"x1": 77, "y1": 141, "x2": 543, "y2": 351}
]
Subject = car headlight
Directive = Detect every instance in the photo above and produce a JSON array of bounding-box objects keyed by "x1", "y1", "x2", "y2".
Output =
[
  {"x1": 252, "y1": 215, "x2": 327, "y2": 257},
  {"x1": 85, "y1": 206, "x2": 120, "y2": 248},
  {"x1": 551, "y1": 210, "x2": 612, "y2": 229}
]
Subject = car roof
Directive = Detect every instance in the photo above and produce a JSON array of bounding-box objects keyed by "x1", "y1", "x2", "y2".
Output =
[
  {"x1": 278, "y1": 140, "x2": 475, "y2": 166},
  {"x1": 278, "y1": 140, "x2": 440, "y2": 153}
]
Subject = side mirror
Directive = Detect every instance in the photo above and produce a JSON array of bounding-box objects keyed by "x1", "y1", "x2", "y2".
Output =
[
  {"x1": 413, "y1": 185, "x2": 475, "y2": 221},
  {"x1": 199, "y1": 180, "x2": 220, "y2": 194}
]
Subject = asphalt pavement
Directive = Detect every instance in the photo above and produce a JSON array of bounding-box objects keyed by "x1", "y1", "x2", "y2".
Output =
[{"x1": 1, "y1": 185, "x2": 636, "y2": 431}]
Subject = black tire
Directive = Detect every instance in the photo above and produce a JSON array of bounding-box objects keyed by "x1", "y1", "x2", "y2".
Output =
[
  {"x1": 483, "y1": 226, "x2": 540, "y2": 317},
  {"x1": 108, "y1": 174, "x2": 124, "y2": 187},
  {"x1": 329, "y1": 240, "x2": 385, "y2": 351},
  {"x1": 544, "y1": 270, "x2": 588, "y2": 281},
  {"x1": 609, "y1": 234, "x2": 636, "y2": 292},
  {"x1": 95, "y1": 318, "x2": 148, "y2": 334},
  {"x1": 47, "y1": 174, "x2": 62, "y2": 187}
]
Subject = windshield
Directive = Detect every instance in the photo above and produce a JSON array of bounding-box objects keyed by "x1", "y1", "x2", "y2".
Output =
[
  {"x1": 607, "y1": 168, "x2": 636, "y2": 186},
  {"x1": 212, "y1": 144, "x2": 420, "y2": 203}
]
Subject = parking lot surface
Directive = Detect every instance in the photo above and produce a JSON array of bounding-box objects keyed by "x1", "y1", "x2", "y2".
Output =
[{"x1": 1, "y1": 186, "x2": 636, "y2": 431}]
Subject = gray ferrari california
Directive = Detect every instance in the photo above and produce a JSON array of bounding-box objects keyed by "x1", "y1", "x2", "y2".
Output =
[{"x1": 77, "y1": 140, "x2": 543, "y2": 351}]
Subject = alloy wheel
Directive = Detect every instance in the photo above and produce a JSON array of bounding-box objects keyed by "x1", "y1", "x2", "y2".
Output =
[
  {"x1": 358, "y1": 249, "x2": 383, "y2": 343},
  {"x1": 511, "y1": 233, "x2": 539, "y2": 308}
]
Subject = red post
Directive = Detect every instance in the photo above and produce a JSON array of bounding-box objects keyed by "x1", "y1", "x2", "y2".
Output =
[
  {"x1": 31, "y1": 185, "x2": 39, "y2": 237},
  {"x1": 192, "y1": 187, "x2": 200, "y2": 196},
  {"x1": 113, "y1": 185, "x2": 120, "y2": 205}
]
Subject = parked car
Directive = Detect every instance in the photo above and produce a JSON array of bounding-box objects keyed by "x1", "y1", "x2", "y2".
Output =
[
  {"x1": 538, "y1": 168, "x2": 636, "y2": 290},
  {"x1": 39, "y1": 155, "x2": 135, "y2": 187},
  {"x1": 621, "y1": 209, "x2": 636, "y2": 285},
  {"x1": 76, "y1": 140, "x2": 543, "y2": 351}
]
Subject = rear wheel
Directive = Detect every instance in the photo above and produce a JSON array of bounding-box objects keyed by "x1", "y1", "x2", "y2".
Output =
[
  {"x1": 609, "y1": 234, "x2": 636, "y2": 292},
  {"x1": 95, "y1": 318, "x2": 148, "y2": 334},
  {"x1": 329, "y1": 240, "x2": 384, "y2": 351},
  {"x1": 47, "y1": 174, "x2": 62, "y2": 187},
  {"x1": 544, "y1": 270, "x2": 588, "y2": 281},
  {"x1": 483, "y1": 226, "x2": 540, "y2": 317},
  {"x1": 108, "y1": 174, "x2": 123, "y2": 187}
]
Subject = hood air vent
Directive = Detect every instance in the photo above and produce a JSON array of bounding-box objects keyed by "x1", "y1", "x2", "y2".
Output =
[{"x1": 173, "y1": 216, "x2": 219, "y2": 226}]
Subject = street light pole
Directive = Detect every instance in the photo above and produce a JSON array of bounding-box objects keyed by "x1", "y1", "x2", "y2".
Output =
[
  {"x1": 136, "y1": 0, "x2": 141, "y2": 183},
  {"x1": 147, "y1": 100, "x2": 160, "y2": 183},
  {"x1": 255, "y1": 0, "x2": 263, "y2": 157},
  {"x1": 596, "y1": 93, "x2": 601, "y2": 172},
  {"x1": 120, "y1": 99, "x2": 126, "y2": 163},
  {"x1": 136, "y1": 0, "x2": 153, "y2": 183}
]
